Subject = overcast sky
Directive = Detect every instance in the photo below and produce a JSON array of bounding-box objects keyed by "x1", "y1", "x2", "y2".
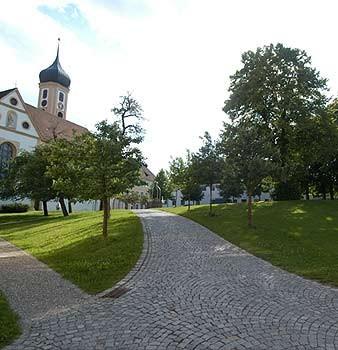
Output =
[{"x1": 1, "y1": 0, "x2": 337, "y2": 174}]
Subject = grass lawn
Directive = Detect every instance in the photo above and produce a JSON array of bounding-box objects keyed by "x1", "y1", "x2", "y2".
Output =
[
  {"x1": 0, "y1": 210, "x2": 143, "y2": 294},
  {"x1": 0, "y1": 292, "x2": 20, "y2": 349},
  {"x1": 0, "y1": 210, "x2": 46, "y2": 224},
  {"x1": 164, "y1": 201, "x2": 338, "y2": 286}
]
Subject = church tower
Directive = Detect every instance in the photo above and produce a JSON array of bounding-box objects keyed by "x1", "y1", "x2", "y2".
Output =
[{"x1": 38, "y1": 40, "x2": 71, "y2": 119}]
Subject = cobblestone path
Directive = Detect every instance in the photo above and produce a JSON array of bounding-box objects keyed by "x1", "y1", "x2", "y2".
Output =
[{"x1": 5, "y1": 210, "x2": 338, "y2": 349}]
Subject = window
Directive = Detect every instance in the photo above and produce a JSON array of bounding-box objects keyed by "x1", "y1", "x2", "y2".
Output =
[
  {"x1": 22, "y1": 121, "x2": 30, "y2": 129},
  {"x1": 42, "y1": 89, "x2": 48, "y2": 99},
  {"x1": 10, "y1": 97, "x2": 18, "y2": 106},
  {"x1": 57, "y1": 112, "x2": 63, "y2": 118},
  {"x1": 0, "y1": 142, "x2": 15, "y2": 176},
  {"x1": 6, "y1": 111, "x2": 17, "y2": 128},
  {"x1": 59, "y1": 91, "x2": 64, "y2": 102}
]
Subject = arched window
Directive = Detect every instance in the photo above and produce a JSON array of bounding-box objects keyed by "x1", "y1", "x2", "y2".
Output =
[
  {"x1": 0, "y1": 142, "x2": 15, "y2": 176},
  {"x1": 42, "y1": 89, "x2": 48, "y2": 99},
  {"x1": 59, "y1": 91, "x2": 64, "y2": 102}
]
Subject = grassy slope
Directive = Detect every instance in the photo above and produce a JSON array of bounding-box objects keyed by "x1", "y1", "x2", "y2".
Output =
[
  {"x1": 164, "y1": 201, "x2": 338, "y2": 286},
  {"x1": 0, "y1": 292, "x2": 20, "y2": 349},
  {"x1": 0, "y1": 210, "x2": 143, "y2": 294}
]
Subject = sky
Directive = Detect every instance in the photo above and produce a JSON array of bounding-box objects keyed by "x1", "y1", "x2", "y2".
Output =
[{"x1": 1, "y1": 0, "x2": 338, "y2": 174}]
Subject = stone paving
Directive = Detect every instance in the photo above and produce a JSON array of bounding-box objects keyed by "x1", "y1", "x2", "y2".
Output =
[
  {"x1": 0, "y1": 239, "x2": 88, "y2": 323},
  {"x1": 3, "y1": 210, "x2": 338, "y2": 349}
]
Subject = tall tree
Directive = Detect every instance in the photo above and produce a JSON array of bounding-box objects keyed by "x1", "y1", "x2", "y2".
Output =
[
  {"x1": 192, "y1": 132, "x2": 222, "y2": 215},
  {"x1": 223, "y1": 43, "x2": 328, "y2": 196},
  {"x1": 112, "y1": 92, "x2": 143, "y2": 139}
]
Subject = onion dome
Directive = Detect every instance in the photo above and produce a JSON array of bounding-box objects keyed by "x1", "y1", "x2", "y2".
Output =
[{"x1": 39, "y1": 42, "x2": 71, "y2": 88}]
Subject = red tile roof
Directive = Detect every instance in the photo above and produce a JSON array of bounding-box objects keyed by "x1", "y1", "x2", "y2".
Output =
[{"x1": 25, "y1": 104, "x2": 88, "y2": 141}]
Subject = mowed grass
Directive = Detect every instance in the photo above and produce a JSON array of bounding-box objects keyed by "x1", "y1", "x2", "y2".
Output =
[
  {"x1": 0, "y1": 292, "x2": 20, "y2": 349},
  {"x1": 0, "y1": 210, "x2": 143, "y2": 294},
  {"x1": 164, "y1": 201, "x2": 338, "y2": 286},
  {"x1": 0, "y1": 210, "x2": 46, "y2": 224}
]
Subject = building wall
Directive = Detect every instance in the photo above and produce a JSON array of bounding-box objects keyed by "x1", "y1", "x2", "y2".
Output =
[
  {"x1": 0, "y1": 99, "x2": 39, "y2": 153},
  {"x1": 166, "y1": 185, "x2": 271, "y2": 207}
]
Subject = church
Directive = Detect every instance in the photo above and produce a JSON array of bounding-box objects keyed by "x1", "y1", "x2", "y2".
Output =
[{"x1": 0, "y1": 44, "x2": 154, "y2": 211}]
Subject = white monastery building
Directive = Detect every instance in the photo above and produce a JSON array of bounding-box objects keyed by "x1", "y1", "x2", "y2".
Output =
[{"x1": 0, "y1": 44, "x2": 153, "y2": 211}]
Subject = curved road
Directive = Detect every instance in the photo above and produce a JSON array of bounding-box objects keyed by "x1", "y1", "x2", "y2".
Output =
[{"x1": 6, "y1": 210, "x2": 338, "y2": 349}]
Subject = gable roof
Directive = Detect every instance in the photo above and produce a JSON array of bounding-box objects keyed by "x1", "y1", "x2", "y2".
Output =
[
  {"x1": 140, "y1": 165, "x2": 155, "y2": 182},
  {"x1": 24, "y1": 104, "x2": 88, "y2": 142},
  {"x1": 0, "y1": 88, "x2": 16, "y2": 99}
]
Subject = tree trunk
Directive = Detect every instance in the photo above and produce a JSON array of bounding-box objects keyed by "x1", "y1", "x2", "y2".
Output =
[
  {"x1": 34, "y1": 199, "x2": 40, "y2": 211},
  {"x1": 329, "y1": 184, "x2": 335, "y2": 200},
  {"x1": 59, "y1": 193, "x2": 69, "y2": 217},
  {"x1": 68, "y1": 199, "x2": 72, "y2": 214},
  {"x1": 175, "y1": 189, "x2": 178, "y2": 207},
  {"x1": 99, "y1": 200, "x2": 103, "y2": 211},
  {"x1": 305, "y1": 184, "x2": 310, "y2": 200},
  {"x1": 322, "y1": 189, "x2": 327, "y2": 200},
  {"x1": 248, "y1": 192, "x2": 253, "y2": 227},
  {"x1": 209, "y1": 183, "x2": 213, "y2": 216},
  {"x1": 107, "y1": 199, "x2": 111, "y2": 218},
  {"x1": 188, "y1": 194, "x2": 191, "y2": 211},
  {"x1": 42, "y1": 200, "x2": 48, "y2": 216},
  {"x1": 102, "y1": 197, "x2": 109, "y2": 239}
]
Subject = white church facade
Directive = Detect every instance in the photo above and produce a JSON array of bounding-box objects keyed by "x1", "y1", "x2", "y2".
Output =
[{"x1": 0, "y1": 45, "x2": 154, "y2": 211}]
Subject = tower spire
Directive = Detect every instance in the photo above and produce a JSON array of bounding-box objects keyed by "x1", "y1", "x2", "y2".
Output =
[{"x1": 56, "y1": 38, "x2": 60, "y2": 60}]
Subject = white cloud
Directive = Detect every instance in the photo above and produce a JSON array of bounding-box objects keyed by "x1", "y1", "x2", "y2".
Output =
[{"x1": 0, "y1": 0, "x2": 337, "y2": 173}]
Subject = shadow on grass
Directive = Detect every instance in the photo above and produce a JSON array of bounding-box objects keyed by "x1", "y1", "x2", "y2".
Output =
[{"x1": 1, "y1": 211, "x2": 143, "y2": 294}]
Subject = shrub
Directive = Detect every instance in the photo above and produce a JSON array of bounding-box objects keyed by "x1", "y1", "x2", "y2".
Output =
[{"x1": 0, "y1": 203, "x2": 29, "y2": 213}]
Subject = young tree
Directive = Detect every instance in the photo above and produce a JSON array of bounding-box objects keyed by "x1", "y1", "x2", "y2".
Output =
[
  {"x1": 169, "y1": 156, "x2": 186, "y2": 207},
  {"x1": 43, "y1": 137, "x2": 84, "y2": 217},
  {"x1": 153, "y1": 169, "x2": 173, "y2": 204},
  {"x1": 220, "y1": 122, "x2": 276, "y2": 227},
  {"x1": 181, "y1": 182, "x2": 203, "y2": 208},
  {"x1": 192, "y1": 132, "x2": 222, "y2": 215},
  {"x1": 47, "y1": 93, "x2": 144, "y2": 236},
  {"x1": 219, "y1": 165, "x2": 244, "y2": 202},
  {"x1": 0, "y1": 148, "x2": 56, "y2": 216},
  {"x1": 124, "y1": 191, "x2": 141, "y2": 208}
]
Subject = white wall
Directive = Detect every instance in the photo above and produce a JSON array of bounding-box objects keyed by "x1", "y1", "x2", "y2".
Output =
[{"x1": 0, "y1": 101, "x2": 39, "y2": 152}]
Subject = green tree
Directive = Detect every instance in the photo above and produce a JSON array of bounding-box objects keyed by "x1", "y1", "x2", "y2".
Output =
[
  {"x1": 219, "y1": 165, "x2": 244, "y2": 202},
  {"x1": 112, "y1": 92, "x2": 143, "y2": 139},
  {"x1": 0, "y1": 148, "x2": 56, "y2": 216},
  {"x1": 220, "y1": 122, "x2": 276, "y2": 227},
  {"x1": 169, "y1": 151, "x2": 202, "y2": 210},
  {"x1": 192, "y1": 132, "x2": 222, "y2": 215},
  {"x1": 223, "y1": 43, "x2": 328, "y2": 197},
  {"x1": 181, "y1": 182, "x2": 203, "y2": 207},
  {"x1": 43, "y1": 137, "x2": 86, "y2": 216},
  {"x1": 153, "y1": 169, "x2": 173, "y2": 203},
  {"x1": 169, "y1": 156, "x2": 186, "y2": 207},
  {"x1": 78, "y1": 122, "x2": 142, "y2": 237}
]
